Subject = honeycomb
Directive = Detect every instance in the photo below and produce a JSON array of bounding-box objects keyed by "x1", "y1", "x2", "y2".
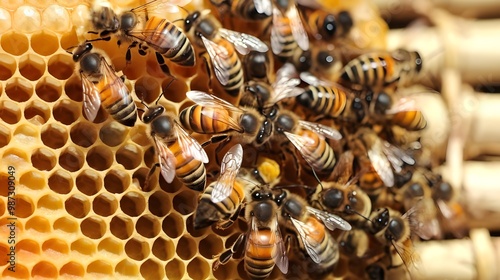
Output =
[{"x1": 0, "y1": 0, "x2": 492, "y2": 279}]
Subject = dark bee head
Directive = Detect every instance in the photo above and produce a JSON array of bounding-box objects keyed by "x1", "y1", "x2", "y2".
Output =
[
  {"x1": 319, "y1": 14, "x2": 337, "y2": 40},
  {"x1": 272, "y1": 189, "x2": 288, "y2": 206},
  {"x1": 371, "y1": 208, "x2": 390, "y2": 233},
  {"x1": 351, "y1": 97, "x2": 366, "y2": 123},
  {"x1": 142, "y1": 106, "x2": 164, "y2": 123},
  {"x1": 252, "y1": 201, "x2": 274, "y2": 222},
  {"x1": 294, "y1": 50, "x2": 312, "y2": 72},
  {"x1": 338, "y1": 11, "x2": 353, "y2": 34},
  {"x1": 433, "y1": 181, "x2": 453, "y2": 202},
  {"x1": 322, "y1": 188, "x2": 344, "y2": 209},
  {"x1": 316, "y1": 50, "x2": 336, "y2": 68},
  {"x1": 296, "y1": 90, "x2": 314, "y2": 108},
  {"x1": 255, "y1": 118, "x2": 273, "y2": 145},
  {"x1": 72, "y1": 42, "x2": 93, "y2": 62},
  {"x1": 240, "y1": 112, "x2": 260, "y2": 134},
  {"x1": 244, "y1": 51, "x2": 271, "y2": 81},
  {"x1": 120, "y1": 11, "x2": 137, "y2": 32},
  {"x1": 365, "y1": 264, "x2": 385, "y2": 280},
  {"x1": 79, "y1": 53, "x2": 102, "y2": 75},
  {"x1": 242, "y1": 82, "x2": 271, "y2": 108},
  {"x1": 385, "y1": 216, "x2": 406, "y2": 242},
  {"x1": 283, "y1": 196, "x2": 304, "y2": 219},
  {"x1": 373, "y1": 92, "x2": 392, "y2": 114},
  {"x1": 251, "y1": 189, "x2": 273, "y2": 201},
  {"x1": 275, "y1": 113, "x2": 295, "y2": 133},
  {"x1": 91, "y1": 6, "x2": 120, "y2": 32},
  {"x1": 184, "y1": 11, "x2": 201, "y2": 32},
  {"x1": 404, "y1": 182, "x2": 424, "y2": 199},
  {"x1": 143, "y1": 106, "x2": 175, "y2": 138}
]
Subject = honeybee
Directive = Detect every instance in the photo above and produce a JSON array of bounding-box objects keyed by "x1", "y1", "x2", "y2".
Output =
[
  {"x1": 271, "y1": 0, "x2": 309, "y2": 61},
  {"x1": 349, "y1": 128, "x2": 415, "y2": 191},
  {"x1": 243, "y1": 50, "x2": 274, "y2": 83},
  {"x1": 90, "y1": 0, "x2": 196, "y2": 74},
  {"x1": 291, "y1": 44, "x2": 343, "y2": 81},
  {"x1": 180, "y1": 90, "x2": 273, "y2": 147},
  {"x1": 183, "y1": 10, "x2": 268, "y2": 96},
  {"x1": 213, "y1": 187, "x2": 288, "y2": 279},
  {"x1": 72, "y1": 42, "x2": 137, "y2": 126},
  {"x1": 296, "y1": 1, "x2": 353, "y2": 41},
  {"x1": 142, "y1": 104, "x2": 209, "y2": 191},
  {"x1": 339, "y1": 49, "x2": 423, "y2": 90},
  {"x1": 338, "y1": 228, "x2": 373, "y2": 259},
  {"x1": 275, "y1": 189, "x2": 351, "y2": 273},
  {"x1": 210, "y1": 0, "x2": 273, "y2": 20},
  {"x1": 295, "y1": 83, "x2": 350, "y2": 119}
]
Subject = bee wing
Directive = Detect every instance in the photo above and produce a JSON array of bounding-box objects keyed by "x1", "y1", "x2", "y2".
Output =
[
  {"x1": 174, "y1": 122, "x2": 209, "y2": 163},
  {"x1": 300, "y1": 72, "x2": 329, "y2": 87},
  {"x1": 306, "y1": 206, "x2": 352, "y2": 231},
  {"x1": 382, "y1": 141, "x2": 415, "y2": 173},
  {"x1": 290, "y1": 217, "x2": 322, "y2": 264},
  {"x1": 271, "y1": 216, "x2": 289, "y2": 274},
  {"x1": 385, "y1": 97, "x2": 418, "y2": 115},
  {"x1": 367, "y1": 139, "x2": 395, "y2": 187},
  {"x1": 201, "y1": 36, "x2": 230, "y2": 86},
  {"x1": 405, "y1": 198, "x2": 441, "y2": 240},
  {"x1": 186, "y1": 90, "x2": 243, "y2": 113},
  {"x1": 284, "y1": 131, "x2": 323, "y2": 171},
  {"x1": 130, "y1": 0, "x2": 189, "y2": 14},
  {"x1": 286, "y1": 4, "x2": 309, "y2": 51},
  {"x1": 268, "y1": 63, "x2": 302, "y2": 105},
  {"x1": 81, "y1": 73, "x2": 101, "y2": 122},
  {"x1": 253, "y1": 0, "x2": 273, "y2": 16},
  {"x1": 298, "y1": 120, "x2": 343, "y2": 140},
  {"x1": 218, "y1": 28, "x2": 269, "y2": 55},
  {"x1": 153, "y1": 135, "x2": 176, "y2": 183},
  {"x1": 211, "y1": 144, "x2": 243, "y2": 203},
  {"x1": 270, "y1": 7, "x2": 284, "y2": 55},
  {"x1": 128, "y1": 17, "x2": 183, "y2": 50},
  {"x1": 99, "y1": 57, "x2": 132, "y2": 106}
]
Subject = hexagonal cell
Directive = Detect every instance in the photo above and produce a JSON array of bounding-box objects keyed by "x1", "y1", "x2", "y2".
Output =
[
  {"x1": 2, "y1": 264, "x2": 29, "y2": 278},
  {"x1": 42, "y1": 238, "x2": 70, "y2": 256},
  {"x1": 143, "y1": 146, "x2": 155, "y2": 168},
  {"x1": 12, "y1": 5, "x2": 41, "y2": 33},
  {"x1": 0, "y1": 53, "x2": 17, "y2": 80},
  {"x1": 25, "y1": 216, "x2": 50, "y2": 233},
  {"x1": 176, "y1": 235, "x2": 197, "y2": 260},
  {"x1": 98, "y1": 237, "x2": 123, "y2": 256},
  {"x1": 48, "y1": 169, "x2": 73, "y2": 194},
  {"x1": 99, "y1": 121, "x2": 129, "y2": 147},
  {"x1": 53, "y1": 217, "x2": 79, "y2": 234},
  {"x1": 152, "y1": 237, "x2": 175, "y2": 261},
  {"x1": 36, "y1": 76, "x2": 63, "y2": 102},
  {"x1": 24, "y1": 99, "x2": 51, "y2": 124},
  {"x1": 64, "y1": 75, "x2": 83, "y2": 101},
  {"x1": 0, "y1": 243, "x2": 8, "y2": 266},
  {"x1": 0, "y1": 8, "x2": 11, "y2": 33},
  {"x1": 71, "y1": 238, "x2": 96, "y2": 256},
  {"x1": 0, "y1": 124, "x2": 10, "y2": 148},
  {"x1": 116, "y1": 143, "x2": 142, "y2": 170},
  {"x1": 132, "y1": 167, "x2": 152, "y2": 192},
  {"x1": 53, "y1": 99, "x2": 80, "y2": 125},
  {"x1": 165, "y1": 258, "x2": 185, "y2": 280},
  {"x1": 173, "y1": 190, "x2": 197, "y2": 215},
  {"x1": 15, "y1": 195, "x2": 34, "y2": 218},
  {"x1": 93, "y1": 193, "x2": 118, "y2": 217},
  {"x1": 31, "y1": 147, "x2": 57, "y2": 171},
  {"x1": 17, "y1": 239, "x2": 41, "y2": 256},
  {"x1": 13, "y1": 123, "x2": 38, "y2": 145},
  {"x1": 148, "y1": 191, "x2": 171, "y2": 217},
  {"x1": 0, "y1": 100, "x2": 22, "y2": 124},
  {"x1": 104, "y1": 169, "x2": 130, "y2": 194},
  {"x1": 38, "y1": 194, "x2": 63, "y2": 212},
  {"x1": 125, "y1": 237, "x2": 150, "y2": 261},
  {"x1": 81, "y1": 216, "x2": 107, "y2": 239},
  {"x1": 1, "y1": 31, "x2": 29, "y2": 55},
  {"x1": 32, "y1": 262, "x2": 60, "y2": 279},
  {"x1": 120, "y1": 191, "x2": 146, "y2": 217},
  {"x1": 41, "y1": 123, "x2": 68, "y2": 149},
  {"x1": 162, "y1": 212, "x2": 184, "y2": 239},
  {"x1": 76, "y1": 169, "x2": 102, "y2": 196},
  {"x1": 136, "y1": 214, "x2": 161, "y2": 238},
  {"x1": 187, "y1": 257, "x2": 211, "y2": 280},
  {"x1": 213, "y1": 258, "x2": 237, "y2": 280},
  {"x1": 162, "y1": 78, "x2": 188, "y2": 103},
  {"x1": 60, "y1": 261, "x2": 85, "y2": 278},
  {"x1": 140, "y1": 259, "x2": 166, "y2": 280},
  {"x1": 121, "y1": 53, "x2": 147, "y2": 81},
  {"x1": 59, "y1": 146, "x2": 85, "y2": 172},
  {"x1": 87, "y1": 260, "x2": 114, "y2": 276},
  {"x1": 42, "y1": 4, "x2": 71, "y2": 33},
  {"x1": 5, "y1": 77, "x2": 33, "y2": 102},
  {"x1": 1, "y1": 147, "x2": 29, "y2": 166},
  {"x1": 159, "y1": 174, "x2": 184, "y2": 194},
  {"x1": 116, "y1": 259, "x2": 139, "y2": 277},
  {"x1": 48, "y1": 53, "x2": 74, "y2": 80},
  {"x1": 135, "y1": 76, "x2": 161, "y2": 103},
  {"x1": 130, "y1": 125, "x2": 150, "y2": 146},
  {"x1": 65, "y1": 194, "x2": 90, "y2": 218},
  {"x1": 199, "y1": 233, "x2": 224, "y2": 260},
  {"x1": 186, "y1": 214, "x2": 208, "y2": 238},
  {"x1": 31, "y1": 30, "x2": 59, "y2": 56},
  {"x1": 70, "y1": 122, "x2": 98, "y2": 147},
  {"x1": 19, "y1": 53, "x2": 45, "y2": 81},
  {"x1": 86, "y1": 145, "x2": 114, "y2": 171},
  {"x1": 110, "y1": 215, "x2": 134, "y2": 240},
  {"x1": 19, "y1": 170, "x2": 45, "y2": 191}
]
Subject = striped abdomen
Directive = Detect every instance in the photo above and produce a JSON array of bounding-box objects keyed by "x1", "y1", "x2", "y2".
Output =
[
  {"x1": 96, "y1": 78, "x2": 137, "y2": 126},
  {"x1": 391, "y1": 110, "x2": 427, "y2": 131},
  {"x1": 303, "y1": 216, "x2": 339, "y2": 272},
  {"x1": 271, "y1": 17, "x2": 297, "y2": 60},
  {"x1": 167, "y1": 140, "x2": 206, "y2": 191},
  {"x1": 216, "y1": 39, "x2": 244, "y2": 96},
  {"x1": 142, "y1": 16, "x2": 195, "y2": 67},
  {"x1": 297, "y1": 85, "x2": 347, "y2": 118},
  {"x1": 179, "y1": 105, "x2": 234, "y2": 134},
  {"x1": 298, "y1": 130, "x2": 336, "y2": 174},
  {"x1": 340, "y1": 54, "x2": 396, "y2": 89},
  {"x1": 245, "y1": 229, "x2": 276, "y2": 279}
]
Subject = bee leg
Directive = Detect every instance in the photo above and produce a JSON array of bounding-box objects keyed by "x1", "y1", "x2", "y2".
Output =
[
  {"x1": 143, "y1": 162, "x2": 161, "y2": 191},
  {"x1": 199, "y1": 52, "x2": 214, "y2": 93},
  {"x1": 155, "y1": 52, "x2": 174, "y2": 78},
  {"x1": 201, "y1": 135, "x2": 231, "y2": 165},
  {"x1": 217, "y1": 205, "x2": 242, "y2": 230},
  {"x1": 213, "y1": 233, "x2": 246, "y2": 271}
]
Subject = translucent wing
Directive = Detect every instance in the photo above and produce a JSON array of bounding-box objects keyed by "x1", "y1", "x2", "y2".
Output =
[
  {"x1": 271, "y1": 216, "x2": 289, "y2": 274},
  {"x1": 154, "y1": 135, "x2": 176, "y2": 183},
  {"x1": 270, "y1": 7, "x2": 284, "y2": 55},
  {"x1": 218, "y1": 28, "x2": 268, "y2": 55},
  {"x1": 385, "y1": 97, "x2": 417, "y2": 115},
  {"x1": 300, "y1": 72, "x2": 335, "y2": 87},
  {"x1": 268, "y1": 63, "x2": 302, "y2": 105},
  {"x1": 128, "y1": 17, "x2": 183, "y2": 50},
  {"x1": 367, "y1": 139, "x2": 394, "y2": 187},
  {"x1": 81, "y1": 73, "x2": 101, "y2": 122},
  {"x1": 211, "y1": 144, "x2": 243, "y2": 203},
  {"x1": 130, "y1": 0, "x2": 189, "y2": 15},
  {"x1": 290, "y1": 217, "x2": 321, "y2": 263},
  {"x1": 298, "y1": 120, "x2": 343, "y2": 140},
  {"x1": 306, "y1": 206, "x2": 352, "y2": 231},
  {"x1": 405, "y1": 198, "x2": 441, "y2": 240},
  {"x1": 186, "y1": 90, "x2": 243, "y2": 113},
  {"x1": 174, "y1": 122, "x2": 209, "y2": 163},
  {"x1": 382, "y1": 141, "x2": 415, "y2": 173},
  {"x1": 284, "y1": 131, "x2": 324, "y2": 171},
  {"x1": 254, "y1": 0, "x2": 273, "y2": 16},
  {"x1": 287, "y1": 4, "x2": 309, "y2": 51},
  {"x1": 201, "y1": 36, "x2": 230, "y2": 85}
]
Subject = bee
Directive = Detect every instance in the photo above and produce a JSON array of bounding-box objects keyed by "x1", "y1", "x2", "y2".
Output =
[
  {"x1": 296, "y1": 1, "x2": 353, "y2": 41},
  {"x1": 274, "y1": 189, "x2": 351, "y2": 273},
  {"x1": 243, "y1": 50, "x2": 274, "y2": 84},
  {"x1": 364, "y1": 254, "x2": 411, "y2": 280},
  {"x1": 90, "y1": 0, "x2": 196, "y2": 74},
  {"x1": 349, "y1": 128, "x2": 415, "y2": 192},
  {"x1": 180, "y1": 90, "x2": 273, "y2": 147},
  {"x1": 213, "y1": 187, "x2": 288, "y2": 279},
  {"x1": 210, "y1": 0, "x2": 273, "y2": 20},
  {"x1": 339, "y1": 49, "x2": 423, "y2": 90},
  {"x1": 183, "y1": 10, "x2": 268, "y2": 96},
  {"x1": 142, "y1": 104, "x2": 209, "y2": 191},
  {"x1": 72, "y1": 42, "x2": 137, "y2": 126},
  {"x1": 271, "y1": 0, "x2": 310, "y2": 61},
  {"x1": 291, "y1": 44, "x2": 343, "y2": 81},
  {"x1": 338, "y1": 228, "x2": 373, "y2": 259},
  {"x1": 295, "y1": 83, "x2": 350, "y2": 119}
]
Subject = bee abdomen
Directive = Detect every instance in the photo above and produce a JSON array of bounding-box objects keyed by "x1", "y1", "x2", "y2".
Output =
[
  {"x1": 105, "y1": 94, "x2": 137, "y2": 126},
  {"x1": 392, "y1": 111, "x2": 427, "y2": 131}
]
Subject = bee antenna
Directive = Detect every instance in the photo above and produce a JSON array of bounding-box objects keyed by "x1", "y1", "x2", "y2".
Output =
[
  {"x1": 137, "y1": 108, "x2": 145, "y2": 113},
  {"x1": 177, "y1": 5, "x2": 190, "y2": 16},
  {"x1": 308, "y1": 166, "x2": 325, "y2": 193},
  {"x1": 156, "y1": 78, "x2": 175, "y2": 105},
  {"x1": 348, "y1": 207, "x2": 371, "y2": 223}
]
